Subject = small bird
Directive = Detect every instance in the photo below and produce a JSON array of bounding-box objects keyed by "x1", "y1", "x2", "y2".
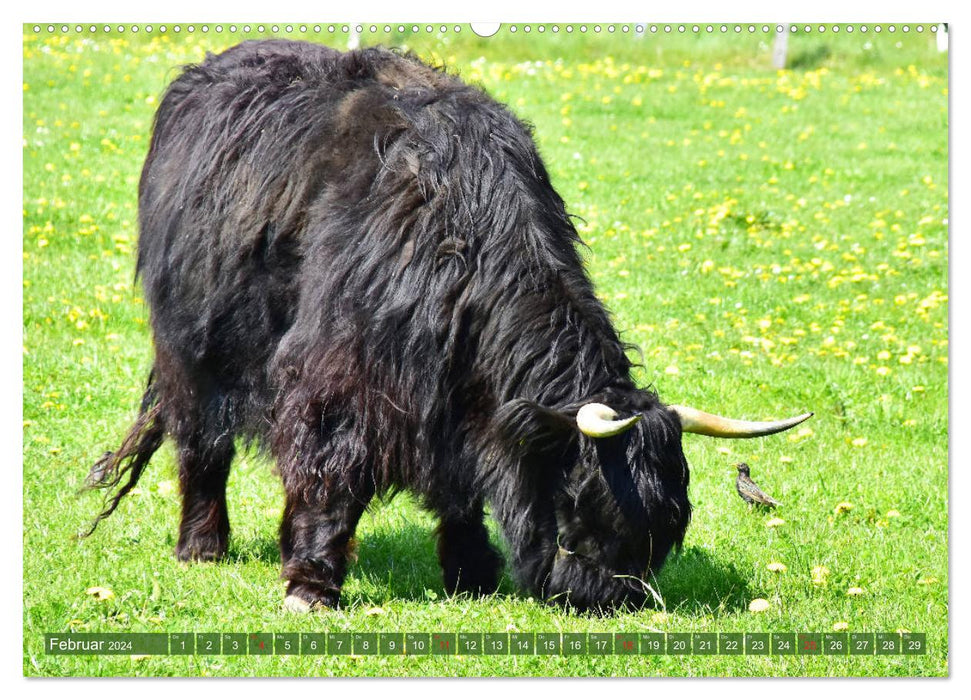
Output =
[{"x1": 735, "y1": 463, "x2": 782, "y2": 508}]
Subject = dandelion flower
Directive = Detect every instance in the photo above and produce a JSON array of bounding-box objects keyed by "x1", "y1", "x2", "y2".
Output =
[
  {"x1": 749, "y1": 598, "x2": 771, "y2": 613},
  {"x1": 811, "y1": 566, "x2": 830, "y2": 585},
  {"x1": 834, "y1": 501, "x2": 854, "y2": 515},
  {"x1": 847, "y1": 586, "x2": 865, "y2": 596},
  {"x1": 765, "y1": 517, "x2": 785, "y2": 528},
  {"x1": 86, "y1": 586, "x2": 115, "y2": 601},
  {"x1": 833, "y1": 621, "x2": 849, "y2": 632},
  {"x1": 766, "y1": 562, "x2": 788, "y2": 573}
]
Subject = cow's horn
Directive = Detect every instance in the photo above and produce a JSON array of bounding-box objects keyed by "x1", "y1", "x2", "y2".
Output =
[
  {"x1": 576, "y1": 403, "x2": 641, "y2": 438},
  {"x1": 669, "y1": 404, "x2": 813, "y2": 438}
]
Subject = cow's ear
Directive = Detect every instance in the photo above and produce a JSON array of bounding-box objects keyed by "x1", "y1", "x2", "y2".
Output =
[{"x1": 493, "y1": 399, "x2": 576, "y2": 454}]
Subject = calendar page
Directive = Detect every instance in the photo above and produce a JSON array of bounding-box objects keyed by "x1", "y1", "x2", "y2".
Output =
[{"x1": 21, "y1": 18, "x2": 948, "y2": 679}]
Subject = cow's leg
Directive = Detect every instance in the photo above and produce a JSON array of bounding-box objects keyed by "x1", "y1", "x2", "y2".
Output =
[
  {"x1": 158, "y1": 349, "x2": 237, "y2": 562},
  {"x1": 279, "y1": 477, "x2": 373, "y2": 611},
  {"x1": 173, "y1": 427, "x2": 235, "y2": 562},
  {"x1": 434, "y1": 502, "x2": 504, "y2": 596}
]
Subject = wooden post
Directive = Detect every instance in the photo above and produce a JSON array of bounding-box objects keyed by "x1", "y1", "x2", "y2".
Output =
[{"x1": 773, "y1": 24, "x2": 789, "y2": 69}]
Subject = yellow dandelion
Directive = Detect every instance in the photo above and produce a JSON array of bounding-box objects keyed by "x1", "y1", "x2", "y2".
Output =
[
  {"x1": 834, "y1": 501, "x2": 854, "y2": 515},
  {"x1": 748, "y1": 598, "x2": 771, "y2": 613},
  {"x1": 917, "y1": 577, "x2": 938, "y2": 585},
  {"x1": 765, "y1": 517, "x2": 785, "y2": 528},
  {"x1": 887, "y1": 510, "x2": 901, "y2": 518},
  {"x1": 851, "y1": 437, "x2": 868, "y2": 447},
  {"x1": 847, "y1": 586, "x2": 865, "y2": 596},
  {"x1": 664, "y1": 365, "x2": 679, "y2": 375},
  {"x1": 86, "y1": 586, "x2": 115, "y2": 601},
  {"x1": 833, "y1": 621, "x2": 849, "y2": 632},
  {"x1": 766, "y1": 562, "x2": 788, "y2": 573},
  {"x1": 811, "y1": 566, "x2": 830, "y2": 585}
]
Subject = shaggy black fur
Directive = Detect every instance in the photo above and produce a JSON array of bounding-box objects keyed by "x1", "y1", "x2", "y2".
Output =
[{"x1": 87, "y1": 40, "x2": 691, "y2": 612}]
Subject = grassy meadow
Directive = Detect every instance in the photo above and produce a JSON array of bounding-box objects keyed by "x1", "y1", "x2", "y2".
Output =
[{"x1": 22, "y1": 24, "x2": 948, "y2": 677}]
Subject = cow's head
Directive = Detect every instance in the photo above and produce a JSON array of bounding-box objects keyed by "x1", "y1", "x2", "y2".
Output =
[{"x1": 496, "y1": 391, "x2": 811, "y2": 612}]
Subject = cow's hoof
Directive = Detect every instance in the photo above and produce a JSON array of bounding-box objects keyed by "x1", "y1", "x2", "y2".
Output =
[
  {"x1": 283, "y1": 594, "x2": 327, "y2": 613},
  {"x1": 175, "y1": 538, "x2": 228, "y2": 563}
]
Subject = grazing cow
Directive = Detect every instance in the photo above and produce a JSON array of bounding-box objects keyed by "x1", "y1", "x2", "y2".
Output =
[{"x1": 87, "y1": 40, "x2": 811, "y2": 612}]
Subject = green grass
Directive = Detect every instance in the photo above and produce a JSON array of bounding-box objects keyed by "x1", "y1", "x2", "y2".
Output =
[{"x1": 22, "y1": 24, "x2": 948, "y2": 677}]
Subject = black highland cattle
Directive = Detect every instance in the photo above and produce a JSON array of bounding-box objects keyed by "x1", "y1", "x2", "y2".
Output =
[{"x1": 87, "y1": 40, "x2": 811, "y2": 612}]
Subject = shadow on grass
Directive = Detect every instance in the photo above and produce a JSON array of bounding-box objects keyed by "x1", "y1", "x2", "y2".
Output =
[
  {"x1": 225, "y1": 522, "x2": 523, "y2": 604},
  {"x1": 653, "y1": 546, "x2": 751, "y2": 616},
  {"x1": 225, "y1": 535, "x2": 281, "y2": 565},
  {"x1": 224, "y1": 527, "x2": 749, "y2": 615},
  {"x1": 349, "y1": 524, "x2": 522, "y2": 605}
]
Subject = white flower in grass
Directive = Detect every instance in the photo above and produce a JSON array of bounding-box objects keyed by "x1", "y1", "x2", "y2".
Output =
[{"x1": 748, "y1": 598, "x2": 771, "y2": 613}]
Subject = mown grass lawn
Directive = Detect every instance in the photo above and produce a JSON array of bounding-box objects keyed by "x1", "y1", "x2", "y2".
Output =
[{"x1": 22, "y1": 24, "x2": 948, "y2": 677}]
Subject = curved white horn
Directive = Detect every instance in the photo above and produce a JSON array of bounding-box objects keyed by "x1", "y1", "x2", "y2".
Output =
[
  {"x1": 670, "y1": 404, "x2": 813, "y2": 438},
  {"x1": 576, "y1": 403, "x2": 641, "y2": 438}
]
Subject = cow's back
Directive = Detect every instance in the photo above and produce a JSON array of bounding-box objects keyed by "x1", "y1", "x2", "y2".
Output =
[
  {"x1": 135, "y1": 42, "x2": 466, "y2": 436},
  {"x1": 136, "y1": 40, "x2": 601, "y2": 488}
]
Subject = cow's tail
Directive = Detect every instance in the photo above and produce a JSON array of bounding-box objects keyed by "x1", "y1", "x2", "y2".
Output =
[{"x1": 80, "y1": 368, "x2": 165, "y2": 537}]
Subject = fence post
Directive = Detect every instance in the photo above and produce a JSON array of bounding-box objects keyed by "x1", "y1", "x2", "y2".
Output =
[{"x1": 773, "y1": 24, "x2": 789, "y2": 69}]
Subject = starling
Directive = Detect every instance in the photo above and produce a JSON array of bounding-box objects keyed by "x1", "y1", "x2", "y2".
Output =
[{"x1": 735, "y1": 463, "x2": 781, "y2": 508}]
